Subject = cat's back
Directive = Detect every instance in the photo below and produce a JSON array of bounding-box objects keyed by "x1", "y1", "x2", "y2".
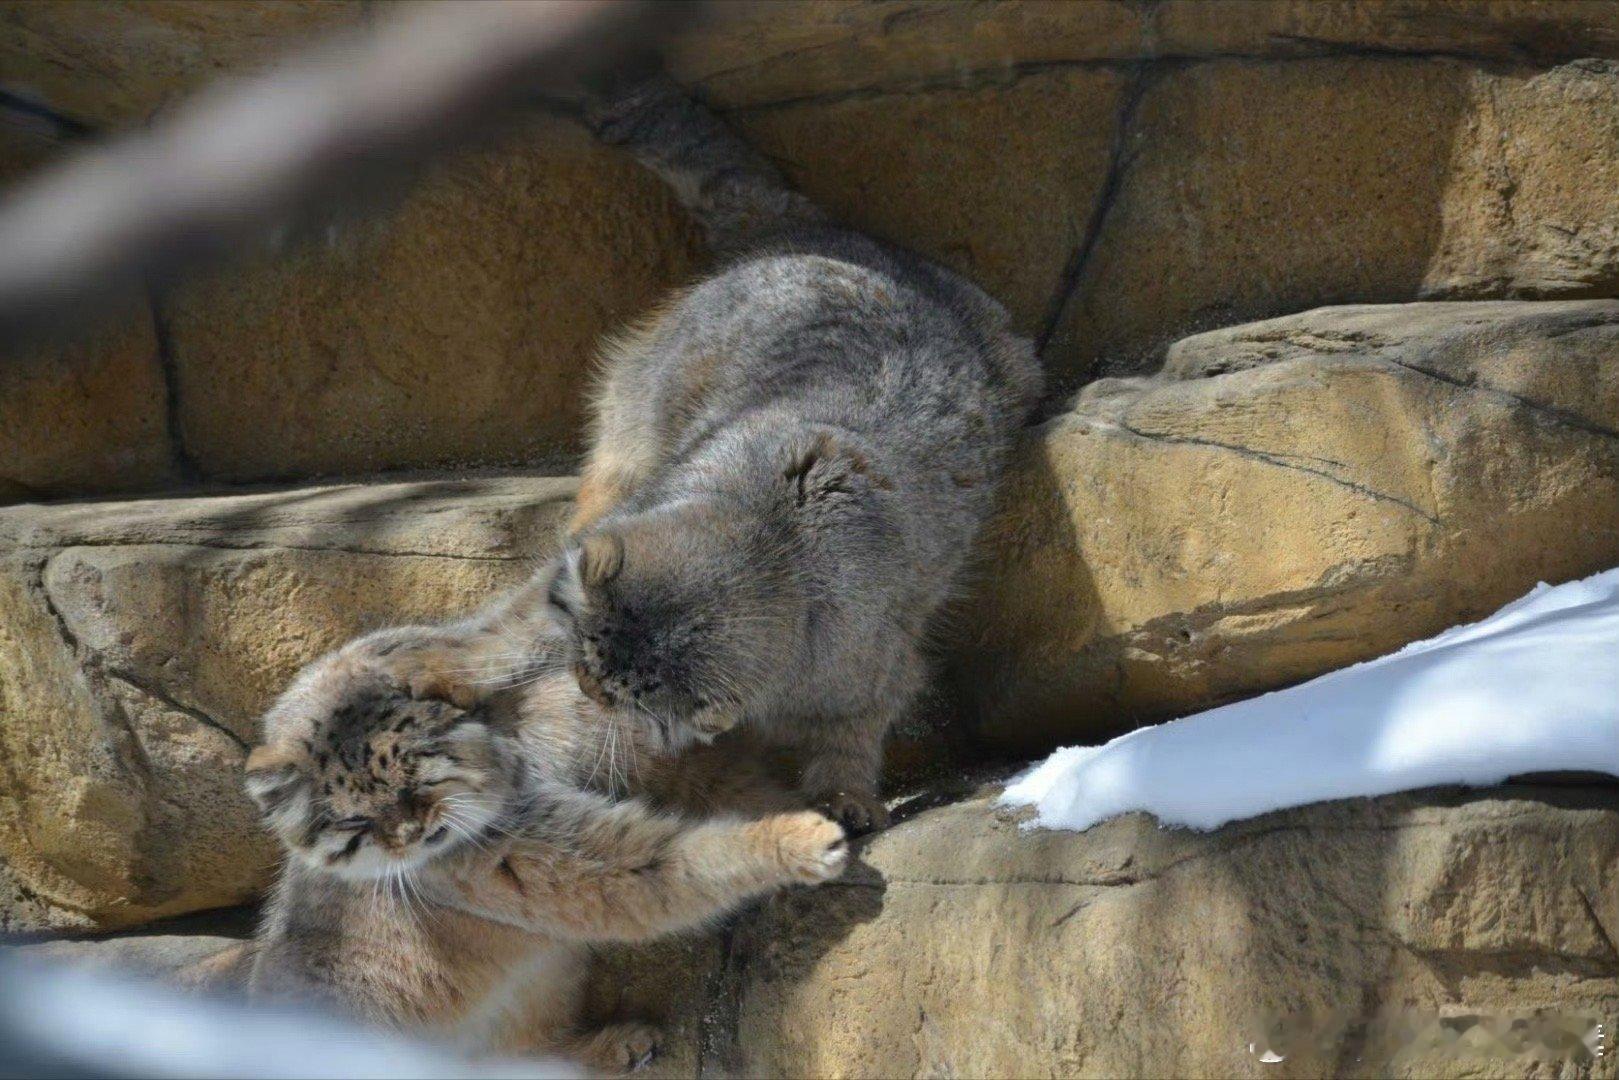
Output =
[{"x1": 639, "y1": 228, "x2": 1040, "y2": 452}]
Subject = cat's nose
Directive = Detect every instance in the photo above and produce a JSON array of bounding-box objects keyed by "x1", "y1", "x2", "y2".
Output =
[
  {"x1": 391, "y1": 821, "x2": 422, "y2": 846},
  {"x1": 574, "y1": 662, "x2": 615, "y2": 707}
]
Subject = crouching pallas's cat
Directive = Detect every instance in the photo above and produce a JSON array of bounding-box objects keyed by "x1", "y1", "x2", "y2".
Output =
[
  {"x1": 244, "y1": 627, "x2": 846, "y2": 1074},
  {"x1": 555, "y1": 77, "x2": 1043, "y2": 830},
  {"x1": 396, "y1": 76, "x2": 1045, "y2": 834}
]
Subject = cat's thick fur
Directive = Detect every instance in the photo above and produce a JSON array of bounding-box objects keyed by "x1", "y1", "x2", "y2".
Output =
[
  {"x1": 245, "y1": 628, "x2": 844, "y2": 1073},
  {"x1": 541, "y1": 77, "x2": 1045, "y2": 830}
]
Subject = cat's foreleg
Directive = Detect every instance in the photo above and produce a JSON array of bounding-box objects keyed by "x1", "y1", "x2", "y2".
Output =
[
  {"x1": 798, "y1": 708, "x2": 893, "y2": 834},
  {"x1": 436, "y1": 792, "x2": 845, "y2": 942}
]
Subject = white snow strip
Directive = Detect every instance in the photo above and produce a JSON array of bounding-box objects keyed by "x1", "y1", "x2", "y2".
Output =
[{"x1": 1000, "y1": 567, "x2": 1619, "y2": 833}]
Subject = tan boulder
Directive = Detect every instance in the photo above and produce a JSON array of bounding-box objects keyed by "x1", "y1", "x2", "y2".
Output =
[
  {"x1": 1047, "y1": 59, "x2": 1619, "y2": 379},
  {"x1": 10, "y1": 2, "x2": 1619, "y2": 489},
  {"x1": 27, "y1": 784, "x2": 1616, "y2": 1080},
  {"x1": 957, "y1": 300, "x2": 1619, "y2": 753},
  {"x1": 0, "y1": 476, "x2": 573, "y2": 930},
  {"x1": 0, "y1": 0, "x2": 361, "y2": 129},
  {"x1": 671, "y1": 1, "x2": 1146, "y2": 108},
  {"x1": 732, "y1": 67, "x2": 1124, "y2": 337},
  {"x1": 0, "y1": 303, "x2": 175, "y2": 505},
  {"x1": 162, "y1": 118, "x2": 700, "y2": 483},
  {"x1": 0, "y1": 123, "x2": 177, "y2": 506},
  {"x1": 669, "y1": 783, "x2": 1619, "y2": 1079},
  {"x1": 5, "y1": 300, "x2": 1618, "y2": 928},
  {"x1": 673, "y1": 1, "x2": 1619, "y2": 109},
  {"x1": 1154, "y1": 0, "x2": 1619, "y2": 63}
]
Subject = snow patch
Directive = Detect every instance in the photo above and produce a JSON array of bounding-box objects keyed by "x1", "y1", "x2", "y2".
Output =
[{"x1": 1000, "y1": 568, "x2": 1619, "y2": 832}]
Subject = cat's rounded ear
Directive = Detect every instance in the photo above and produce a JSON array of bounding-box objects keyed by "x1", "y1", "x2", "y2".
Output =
[
  {"x1": 243, "y1": 742, "x2": 310, "y2": 816},
  {"x1": 780, "y1": 431, "x2": 890, "y2": 511},
  {"x1": 578, "y1": 531, "x2": 624, "y2": 588}
]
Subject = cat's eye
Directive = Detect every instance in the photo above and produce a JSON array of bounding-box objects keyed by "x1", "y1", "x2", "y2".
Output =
[
  {"x1": 547, "y1": 585, "x2": 574, "y2": 617},
  {"x1": 332, "y1": 816, "x2": 371, "y2": 831}
]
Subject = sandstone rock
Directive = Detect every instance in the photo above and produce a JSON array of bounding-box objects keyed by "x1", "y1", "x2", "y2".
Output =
[
  {"x1": 1047, "y1": 59, "x2": 1619, "y2": 378},
  {"x1": 0, "y1": 477, "x2": 573, "y2": 930},
  {"x1": 0, "y1": 305, "x2": 176, "y2": 506},
  {"x1": 163, "y1": 118, "x2": 701, "y2": 483},
  {"x1": 674, "y1": 1, "x2": 1619, "y2": 110},
  {"x1": 4, "y1": 907, "x2": 254, "y2": 982},
  {"x1": 0, "y1": 124, "x2": 176, "y2": 506},
  {"x1": 0, "y1": 0, "x2": 361, "y2": 128},
  {"x1": 671, "y1": 1, "x2": 1145, "y2": 108},
  {"x1": 20, "y1": 784, "x2": 1614, "y2": 1079},
  {"x1": 1154, "y1": 0, "x2": 1619, "y2": 64},
  {"x1": 10, "y1": 2, "x2": 1619, "y2": 489},
  {"x1": 673, "y1": 783, "x2": 1619, "y2": 1079},
  {"x1": 5, "y1": 301, "x2": 1616, "y2": 928},
  {"x1": 732, "y1": 67, "x2": 1123, "y2": 336},
  {"x1": 956, "y1": 300, "x2": 1619, "y2": 752}
]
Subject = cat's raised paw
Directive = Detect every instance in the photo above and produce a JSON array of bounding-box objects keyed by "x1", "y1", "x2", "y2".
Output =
[
  {"x1": 574, "y1": 1020, "x2": 662, "y2": 1076},
  {"x1": 766, "y1": 810, "x2": 849, "y2": 884},
  {"x1": 815, "y1": 790, "x2": 891, "y2": 835}
]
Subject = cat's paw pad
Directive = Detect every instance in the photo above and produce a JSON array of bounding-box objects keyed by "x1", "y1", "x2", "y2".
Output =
[
  {"x1": 815, "y1": 790, "x2": 892, "y2": 835},
  {"x1": 768, "y1": 811, "x2": 849, "y2": 884}
]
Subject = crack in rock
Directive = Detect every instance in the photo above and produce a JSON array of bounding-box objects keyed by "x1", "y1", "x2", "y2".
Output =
[{"x1": 1110, "y1": 419, "x2": 1442, "y2": 523}]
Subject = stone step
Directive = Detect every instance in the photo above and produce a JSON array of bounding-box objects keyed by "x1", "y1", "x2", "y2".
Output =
[
  {"x1": 0, "y1": 476, "x2": 577, "y2": 931},
  {"x1": 3, "y1": 299, "x2": 1619, "y2": 934},
  {"x1": 10, "y1": 782, "x2": 1618, "y2": 1078}
]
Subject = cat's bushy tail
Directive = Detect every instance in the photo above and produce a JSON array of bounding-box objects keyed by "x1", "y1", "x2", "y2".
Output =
[{"x1": 584, "y1": 74, "x2": 826, "y2": 253}]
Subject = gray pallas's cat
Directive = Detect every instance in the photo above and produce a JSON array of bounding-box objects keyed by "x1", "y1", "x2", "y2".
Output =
[{"x1": 546, "y1": 77, "x2": 1044, "y2": 831}]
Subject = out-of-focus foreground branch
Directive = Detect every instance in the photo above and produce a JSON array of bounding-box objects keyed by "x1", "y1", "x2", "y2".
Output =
[{"x1": 0, "y1": 0, "x2": 702, "y2": 346}]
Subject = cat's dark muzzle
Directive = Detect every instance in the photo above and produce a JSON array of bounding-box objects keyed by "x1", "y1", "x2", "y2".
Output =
[{"x1": 573, "y1": 662, "x2": 617, "y2": 708}]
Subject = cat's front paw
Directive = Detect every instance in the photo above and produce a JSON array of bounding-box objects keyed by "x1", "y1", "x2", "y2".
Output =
[
  {"x1": 815, "y1": 790, "x2": 892, "y2": 835},
  {"x1": 572, "y1": 1020, "x2": 662, "y2": 1076},
  {"x1": 763, "y1": 810, "x2": 848, "y2": 885},
  {"x1": 368, "y1": 641, "x2": 485, "y2": 709},
  {"x1": 688, "y1": 701, "x2": 740, "y2": 744}
]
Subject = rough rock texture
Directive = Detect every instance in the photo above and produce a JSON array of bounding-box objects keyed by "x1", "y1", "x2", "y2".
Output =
[
  {"x1": 957, "y1": 299, "x2": 1619, "y2": 752},
  {"x1": 671, "y1": 1, "x2": 1619, "y2": 108},
  {"x1": 3, "y1": 300, "x2": 1615, "y2": 930},
  {"x1": 0, "y1": 124, "x2": 178, "y2": 503},
  {"x1": 0, "y1": 0, "x2": 361, "y2": 128},
  {"x1": 163, "y1": 118, "x2": 701, "y2": 483},
  {"x1": 18, "y1": 784, "x2": 1618, "y2": 1079},
  {"x1": 1046, "y1": 58, "x2": 1619, "y2": 377},
  {"x1": 662, "y1": 783, "x2": 1619, "y2": 1079},
  {"x1": 0, "y1": 303, "x2": 175, "y2": 504},
  {"x1": 4, "y1": 907, "x2": 255, "y2": 982},
  {"x1": 7, "y1": 3, "x2": 1619, "y2": 491},
  {"x1": 0, "y1": 477, "x2": 573, "y2": 930},
  {"x1": 731, "y1": 67, "x2": 1125, "y2": 337}
]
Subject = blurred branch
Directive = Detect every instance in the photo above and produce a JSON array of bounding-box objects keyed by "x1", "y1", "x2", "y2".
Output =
[{"x1": 0, "y1": 0, "x2": 702, "y2": 346}]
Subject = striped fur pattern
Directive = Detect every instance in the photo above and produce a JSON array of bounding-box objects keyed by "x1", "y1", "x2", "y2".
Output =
[{"x1": 245, "y1": 628, "x2": 845, "y2": 1074}]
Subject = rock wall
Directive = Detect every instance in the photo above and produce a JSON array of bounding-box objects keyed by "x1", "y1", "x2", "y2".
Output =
[
  {"x1": 18, "y1": 783, "x2": 1619, "y2": 1079},
  {"x1": 959, "y1": 299, "x2": 1619, "y2": 751},
  {"x1": 4, "y1": 298, "x2": 1616, "y2": 935},
  {"x1": 8, "y1": 2, "x2": 1619, "y2": 496},
  {"x1": 4, "y1": 5, "x2": 1619, "y2": 1076}
]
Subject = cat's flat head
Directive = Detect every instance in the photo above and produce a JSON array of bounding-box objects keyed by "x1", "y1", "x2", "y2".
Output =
[
  {"x1": 548, "y1": 429, "x2": 883, "y2": 751},
  {"x1": 246, "y1": 643, "x2": 524, "y2": 881}
]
